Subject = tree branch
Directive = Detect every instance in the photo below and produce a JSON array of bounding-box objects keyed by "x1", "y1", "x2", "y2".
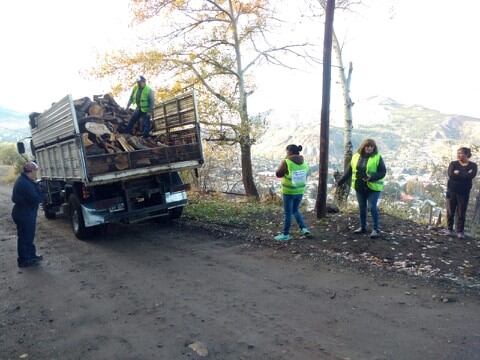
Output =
[
  {"x1": 205, "y1": 0, "x2": 232, "y2": 20},
  {"x1": 201, "y1": 120, "x2": 240, "y2": 132},
  {"x1": 188, "y1": 64, "x2": 237, "y2": 109},
  {"x1": 243, "y1": 41, "x2": 310, "y2": 72}
]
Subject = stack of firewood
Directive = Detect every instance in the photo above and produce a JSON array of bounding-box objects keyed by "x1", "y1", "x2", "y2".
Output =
[{"x1": 74, "y1": 94, "x2": 168, "y2": 158}]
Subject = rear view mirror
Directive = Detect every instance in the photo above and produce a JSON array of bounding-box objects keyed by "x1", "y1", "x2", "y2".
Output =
[{"x1": 17, "y1": 142, "x2": 25, "y2": 154}]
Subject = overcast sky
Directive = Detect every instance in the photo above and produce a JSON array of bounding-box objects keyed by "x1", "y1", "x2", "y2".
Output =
[{"x1": 1, "y1": 0, "x2": 479, "y2": 120}]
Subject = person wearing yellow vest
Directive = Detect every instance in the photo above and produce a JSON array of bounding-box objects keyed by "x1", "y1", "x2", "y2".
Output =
[
  {"x1": 125, "y1": 75, "x2": 155, "y2": 138},
  {"x1": 274, "y1": 144, "x2": 312, "y2": 241},
  {"x1": 337, "y1": 139, "x2": 386, "y2": 238}
]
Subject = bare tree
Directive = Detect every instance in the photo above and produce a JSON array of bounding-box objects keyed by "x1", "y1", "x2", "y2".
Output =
[
  {"x1": 316, "y1": 0, "x2": 359, "y2": 206},
  {"x1": 92, "y1": 0, "x2": 310, "y2": 199},
  {"x1": 315, "y1": 0, "x2": 335, "y2": 218},
  {"x1": 332, "y1": 32, "x2": 353, "y2": 206}
]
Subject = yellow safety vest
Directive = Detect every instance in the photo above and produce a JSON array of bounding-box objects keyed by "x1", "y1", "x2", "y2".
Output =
[
  {"x1": 281, "y1": 159, "x2": 309, "y2": 195},
  {"x1": 351, "y1": 153, "x2": 384, "y2": 191}
]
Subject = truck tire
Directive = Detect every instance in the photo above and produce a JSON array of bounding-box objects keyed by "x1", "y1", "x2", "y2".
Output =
[
  {"x1": 43, "y1": 204, "x2": 56, "y2": 220},
  {"x1": 69, "y1": 194, "x2": 91, "y2": 240},
  {"x1": 168, "y1": 206, "x2": 183, "y2": 220}
]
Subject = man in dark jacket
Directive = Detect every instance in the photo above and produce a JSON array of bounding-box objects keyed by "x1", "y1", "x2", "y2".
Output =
[{"x1": 11, "y1": 161, "x2": 44, "y2": 268}]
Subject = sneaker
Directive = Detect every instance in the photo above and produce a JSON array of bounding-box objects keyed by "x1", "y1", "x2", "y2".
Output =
[
  {"x1": 457, "y1": 232, "x2": 465, "y2": 239},
  {"x1": 301, "y1": 228, "x2": 313, "y2": 238},
  {"x1": 274, "y1": 234, "x2": 292, "y2": 241},
  {"x1": 370, "y1": 230, "x2": 380, "y2": 238},
  {"x1": 353, "y1": 227, "x2": 367, "y2": 234},
  {"x1": 33, "y1": 255, "x2": 43, "y2": 261}
]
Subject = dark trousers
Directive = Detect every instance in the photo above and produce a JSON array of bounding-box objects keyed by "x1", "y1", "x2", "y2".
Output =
[
  {"x1": 126, "y1": 109, "x2": 151, "y2": 137},
  {"x1": 356, "y1": 190, "x2": 381, "y2": 231},
  {"x1": 446, "y1": 192, "x2": 470, "y2": 233},
  {"x1": 12, "y1": 211, "x2": 37, "y2": 264}
]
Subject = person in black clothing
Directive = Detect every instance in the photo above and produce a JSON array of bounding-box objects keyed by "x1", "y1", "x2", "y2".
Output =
[
  {"x1": 337, "y1": 139, "x2": 387, "y2": 238},
  {"x1": 445, "y1": 147, "x2": 477, "y2": 238},
  {"x1": 11, "y1": 161, "x2": 45, "y2": 268}
]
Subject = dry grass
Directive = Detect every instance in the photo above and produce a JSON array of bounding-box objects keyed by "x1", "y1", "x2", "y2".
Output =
[{"x1": 0, "y1": 165, "x2": 16, "y2": 184}]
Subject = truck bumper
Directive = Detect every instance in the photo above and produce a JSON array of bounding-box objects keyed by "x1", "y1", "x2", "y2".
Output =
[{"x1": 81, "y1": 191, "x2": 187, "y2": 227}]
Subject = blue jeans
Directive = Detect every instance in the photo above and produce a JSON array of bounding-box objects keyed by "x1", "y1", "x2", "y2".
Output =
[
  {"x1": 282, "y1": 194, "x2": 307, "y2": 235},
  {"x1": 356, "y1": 191, "x2": 381, "y2": 231},
  {"x1": 126, "y1": 109, "x2": 151, "y2": 137}
]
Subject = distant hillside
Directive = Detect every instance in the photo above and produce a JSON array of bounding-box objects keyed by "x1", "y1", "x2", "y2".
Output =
[
  {"x1": 0, "y1": 107, "x2": 29, "y2": 142},
  {"x1": 360, "y1": 96, "x2": 480, "y2": 142},
  {"x1": 253, "y1": 97, "x2": 480, "y2": 166}
]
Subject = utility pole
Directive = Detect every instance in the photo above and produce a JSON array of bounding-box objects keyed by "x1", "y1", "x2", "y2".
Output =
[{"x1": 315, "y1": 0, "x2": 335, "y2": 218}]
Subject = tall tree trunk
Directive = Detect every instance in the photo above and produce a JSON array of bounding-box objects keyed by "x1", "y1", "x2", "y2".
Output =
[
  {"x1": 237, "y1": 96, "x2": 259, "y2": 198},
  {"x1": 332, "y1": 31, "x2": 353, "y2": 206},
  {"x1": 240, "y1": 140, "x2": 259, "y2": 198},
  {"x1": 315, "y1": 0, "x2": 335, "y2": 218},
  {"x1": 229, "y1": 0, "x2": 259, "y2": 199}
]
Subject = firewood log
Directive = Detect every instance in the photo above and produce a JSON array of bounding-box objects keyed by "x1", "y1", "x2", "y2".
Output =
[
  {"x1": 104, "y1": 93, "x2": 121, "y2": 109},
  {"x1": 85, "y1": 122, "x2": 111, "y2": 136},
  {"x1": 78, "y1": 116, "x2": 103, "y2": 132},
  {"x1": 74, "y1": 97, "x2": 92, "y2": 113},
  {"x1": 82, "y1": 133, "x2": 94, "y2": 147},
  {"x1": 88, "y1": 102, "x2": 105, "y2": 117},
  {"x1": 105, "y1": 146, "x2": 116, "y2": 154},
  {"x1": 114, "y1": 154, "x2": 129, "y2": 170}
]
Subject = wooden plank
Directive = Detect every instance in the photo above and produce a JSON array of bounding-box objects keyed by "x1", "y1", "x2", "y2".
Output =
[{"x1": 117, "y1": 135, "x2": 135, "y2": 152}]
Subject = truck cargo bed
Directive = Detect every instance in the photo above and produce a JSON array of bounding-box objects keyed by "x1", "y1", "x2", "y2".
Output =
[{"x1": 31, "y1": 91, "x2": 203, "y2": 185}]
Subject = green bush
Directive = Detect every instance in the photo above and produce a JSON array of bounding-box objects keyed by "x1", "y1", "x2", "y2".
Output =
[
  {"x1": 0, "y1": 143, "x2": 25, "y2": 183},
  {"x1": 0, "y1": 143, "x2": 23, "y2": 166}
]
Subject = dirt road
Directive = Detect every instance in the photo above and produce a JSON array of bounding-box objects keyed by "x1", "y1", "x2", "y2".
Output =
[{"x1": 1, "y1": 183, "x2": 479, "y2": 360}]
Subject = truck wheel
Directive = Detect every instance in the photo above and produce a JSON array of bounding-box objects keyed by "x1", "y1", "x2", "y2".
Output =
[
  {"x1": 169, "y1": 206, "x2": 183, "y2": 220},
  {"x1": 43, "y1": 204, "x2": 56, "y2": 220},
  {"x1": 69, "y1": 194, "x2": 91, "y2": 240}
]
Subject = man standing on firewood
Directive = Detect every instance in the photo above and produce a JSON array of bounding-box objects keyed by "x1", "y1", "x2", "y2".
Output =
[{"x1": 125, "y1": 75, "x2": 155, "y2": 138}]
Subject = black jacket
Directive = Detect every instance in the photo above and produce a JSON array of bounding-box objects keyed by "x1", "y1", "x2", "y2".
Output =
[
  {"x1": 11, "y1": 173, "x2": 44, "y2": 217},
  {"x1": 447, "y1": 160, "x2": 477, "y2": 195}
]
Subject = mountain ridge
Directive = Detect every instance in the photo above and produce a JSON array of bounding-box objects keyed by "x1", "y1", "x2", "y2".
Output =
[{"x1": 253, "y1": 97, "x2": 480, "y2": 166}]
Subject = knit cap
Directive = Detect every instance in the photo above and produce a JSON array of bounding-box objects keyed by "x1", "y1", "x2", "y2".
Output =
[{"x1": 23, "y1": 161, "x2": 39, "y2": 173}]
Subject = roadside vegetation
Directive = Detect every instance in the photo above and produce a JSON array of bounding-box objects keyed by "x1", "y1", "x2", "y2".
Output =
[
  {"x1": 185, "y1": 192, "x2": 282, "y2": 228},
  {"x1": 0, "y1": 142, "x2": 24, "y2": 183},
  {"x1": 185, "y1": 191, "x2": 435, "y2": 229}
]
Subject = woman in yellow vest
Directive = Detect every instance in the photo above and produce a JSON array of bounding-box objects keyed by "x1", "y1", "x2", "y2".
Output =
[
  {"x1": 274, "y1": 144, "x2": 311, "y2": 241},
  {"x1": 337, "y1": 139, "x2": 386, "y2": 238}
]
